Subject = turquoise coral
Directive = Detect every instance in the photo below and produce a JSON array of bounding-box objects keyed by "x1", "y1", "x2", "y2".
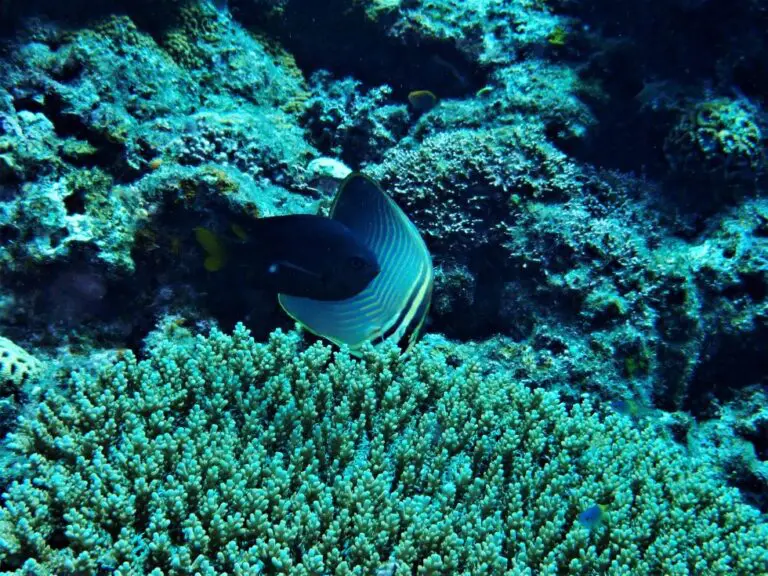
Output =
[{"x1": 0, "y1": 325, "x2": 765, "y2": 574}]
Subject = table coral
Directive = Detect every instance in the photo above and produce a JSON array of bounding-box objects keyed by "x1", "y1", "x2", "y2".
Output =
[{"x1": 0, "y1": 325, "x2": 765, "y2": 574}]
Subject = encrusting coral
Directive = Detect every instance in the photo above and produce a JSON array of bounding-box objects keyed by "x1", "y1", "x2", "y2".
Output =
[
  {"x1": 664, "y1": 97, "x2": 764, "y2": 184},
  {"x1": 0, "y1": 336, "x2": 39, "y2": 393},
  {"x1": 0, "y1": 325, "x2": 765, "y2": 575}
]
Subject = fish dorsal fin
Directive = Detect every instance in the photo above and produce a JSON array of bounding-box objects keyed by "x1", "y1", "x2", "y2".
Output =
[{"x1": 278, "y1": 173, "x2": 433, "y2": 354}]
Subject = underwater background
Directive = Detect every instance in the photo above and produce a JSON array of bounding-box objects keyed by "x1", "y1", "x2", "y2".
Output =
[{"x1": 0, "y1": 0, "x2": 767, "y2": 574}]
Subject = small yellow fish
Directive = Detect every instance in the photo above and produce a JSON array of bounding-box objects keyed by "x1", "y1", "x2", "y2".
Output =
[
  {"x1": 408, "y1": 90, "x2": 438, "y2": 112},
  {"x1": 231, "y1": 223, "x2": 248, "y2": 241},
  {"x1": 610, "y1": 399, "x2": 649, "y2": 419},
  {"x1": 194, "y1": 227, "x2": 227, "y2": 272},
  {"x1": 476, "y1": 86, "x2": 493, "y2": 98},
  {"x1": 548, "y1": 25, "x2": 568, "y2": 47}
]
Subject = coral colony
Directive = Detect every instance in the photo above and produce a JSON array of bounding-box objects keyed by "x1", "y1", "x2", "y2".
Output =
[{"x1": 0, "y1": 0, "x2": 767, "y2": 574}]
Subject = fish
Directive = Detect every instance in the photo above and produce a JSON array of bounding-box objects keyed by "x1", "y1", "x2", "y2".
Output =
[
  {"x1": 610, "y1": 399, "x2": 648, "y2": 419},
  {"x1": 429, "y1": 54, "x2": 468, "y2": 88},
  {"x1": 577, "y1": 504, "x2": 607, "y2": 530},
  {"x1": 279, "y1": 173, "x2": 433, "y2": 355},
  {"x1": 230, "y1": 223, "x2": 248, "y2": 242},
  {"x1": 476, "y1": 86, "x2": 493, "y2": 98},
  {"x1": 194, "y1": 218, "x2": 380, "y2": 301},
  {"x1": 195, "y1": 227, "x2": 228, "y2": 272},
  {"x1": 408, "y1": 90, "x2": 438, "y2": 112},
  {"x1": 375, "y1": 560, "x2": 397, "y2": 576},
  {"x1": 237, "y1": 214, "x2": 381, "y2": 301}
]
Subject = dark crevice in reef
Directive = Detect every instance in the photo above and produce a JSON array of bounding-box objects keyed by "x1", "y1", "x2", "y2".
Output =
[
  {"x1": 685, "y1": 325, "x2": 768, "y2": 417},
  {"x1": 430, "y1": 245, "x2": 540, "y2": 342},
  {"x1": 63, "y1": 188, "x2": 87, "y2": 215},
  {"x1": 232, "y1": 0, "x2": 487, "y2": 100},
  {"x1": 739, "y1": 419, "x2": 768, "y2": 463},
  {"x1": 565, "y1": 0, "x2": 763, "y2": 86},
  {"x1": 731, "y1": 469, "x2": 768, "y2": 514},
  {"x1": 557, "y1": 0, "x2": 768, "y2": 176}
]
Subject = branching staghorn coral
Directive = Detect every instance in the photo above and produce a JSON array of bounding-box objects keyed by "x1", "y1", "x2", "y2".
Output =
[{"x1": 0, "y1": 325, "x2": 766, "y2": 575}]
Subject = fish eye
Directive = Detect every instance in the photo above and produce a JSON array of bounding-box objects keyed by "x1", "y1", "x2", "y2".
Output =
[{"x1": 348, "y1": 256, "x2": 366, "y2": 270}]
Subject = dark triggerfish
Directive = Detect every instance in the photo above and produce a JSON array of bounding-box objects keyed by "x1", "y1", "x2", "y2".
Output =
[{"x1": 279, "y1": 173, "x2": 434, "y2": 355}]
